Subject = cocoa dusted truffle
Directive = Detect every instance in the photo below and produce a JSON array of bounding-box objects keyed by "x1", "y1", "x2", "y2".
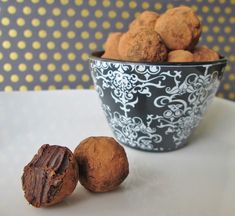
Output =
[
  {"x1": 22, "y1": 144, "x2": 79, "y2": 208},
  {"x1": 118, "y1": 29, "x2": 167, "y2": 62},
  {"x1": 74, "y1": 136, "x2": 129, "y2": 193},
  {"x1": 129, "y1": 11, "x2": 160, "y2": 31},
  {"x1": 168, "y1": 50, "x2": 194, "y2": 62},
  {"x1": 102, "y1": 32, "x2": 123, "y2": 60},
  {"x1": 193, "y1": 46, "x2": 220, "y2": 62},
  {"x1": 155, "y1": 6, "x2": 201, "y2": 50}
]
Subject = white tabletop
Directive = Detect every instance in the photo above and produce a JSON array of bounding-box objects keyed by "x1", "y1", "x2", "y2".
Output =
[{"x1": 0, "y1": 90, "x2": 235, "y2": 216}]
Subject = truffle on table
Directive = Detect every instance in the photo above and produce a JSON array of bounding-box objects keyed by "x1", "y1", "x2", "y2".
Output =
[
  {"x1": 22, "y1": 144, "x2": 79, "y2": 208},
  {"x1": 168, "y1": 50, "x2": 194, "y2": 62},
  {"x1": 118, "y1": 29, "x2": 168, "y2": 62},
  {"x1": 155, "y1": 6, "x2": 201, "y2": 50},
  {"x1": 74, "y1": 136, "x2": 129, "y2": 193},
  {"x1": 129, "y1": 11, "x2": 160, "y2": 31},
  {"x1": 193, "y1": 46, "x2": 220, "y2": 62},
  {"x1": 102, "y1": 32, "x2": 123, "y2": 60}
]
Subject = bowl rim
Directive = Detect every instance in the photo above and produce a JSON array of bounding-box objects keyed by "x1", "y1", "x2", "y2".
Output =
[{"x1": 89, "y1": 51, "x2": 227, "y2": 66}]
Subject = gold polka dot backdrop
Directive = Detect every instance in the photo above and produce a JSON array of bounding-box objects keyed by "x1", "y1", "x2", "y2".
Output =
[{"x1": 0, "y1": 0, "x2": 234, "y2": 101}]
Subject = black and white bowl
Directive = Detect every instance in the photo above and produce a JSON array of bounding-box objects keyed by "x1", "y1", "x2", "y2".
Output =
[{"x1": 89, "y1": 51, "x2": 227, "y2": 152}]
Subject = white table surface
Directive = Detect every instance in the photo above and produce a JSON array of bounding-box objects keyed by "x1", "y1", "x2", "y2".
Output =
[{"x1": 0, "y1": 90, "x2": 235, "y2": 216}]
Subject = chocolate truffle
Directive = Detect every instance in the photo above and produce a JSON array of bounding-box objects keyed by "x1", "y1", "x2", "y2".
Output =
[
  {"x1": 22, "y1": 144, "x2": 79, "y2": 208},
  {"x1": 102, "y1": 32, "x2": 123, "y2": 60},
  {"x1": 74, "y1": 137, "x2": 129, "y2": 193},
  {"x1": 193, "y1": 46, "x2": 220, "y2": 62},
  {"x1": 168, "y1": 50, "x2": 194, "y2": 62},
  {"x1": 129, "y1": 11, "x2": 160, "y2": 31},
  {"x1": 155, "y1": 6, "x2": 201, "y2": 50},
  {"x1": 118, "y1": 29, "x2": 167, "y2": 62}
]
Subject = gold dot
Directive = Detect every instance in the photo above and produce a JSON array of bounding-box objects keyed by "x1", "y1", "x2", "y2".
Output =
[
  {"x1": 89, "y1": 42, "x2": 97, "y2": 50},
  {"x1": 2, "y1": 41, "x2": 11, "y2": 49},
  {"x1": 25, "y1": 74, "x2": 34, "y2": 82},
  {"x1": 202, "y1": 6, "x2": 209, "y2": 13},
  {"x1": 40, "y1": 74, "x2": 48, "y2": 82},
  {"x1": 108, "y1": 10, "x2": 117, "y2": 18},
  {"x1": 81, "y1": 9, "x2": 89, "y2": 17},
  {"x1": 218, "y1": 16, "x2": 225, "y2": 24},
  {"x1": 224, "y1": 45, "x2": 231, "y2": 52},
  {"x1": 8, "y1": 6, "x2": 17, "y2": 14},
  {"x1": 81, "y1": 53, "x2": 89, "y2": 61},
  {"x1": 102, "y1": 21, "x2": 110, "y2": 29},
  {"x1": 3, "y1": 63, "x2": 12, "y2": 72},
  {"x1": 46, "y1": 19, "x2": 55, "y2": 27},
  {"x1": 53, "y1": 52, "x2": 62, "y2": 61},
  {"x1": 223, "y1": 83, "x2": 231, "y2": 90},
  {"x1": 67, "y1": 53, "x2": 76, "y2": 61},
  {"x1": 218, "y1": 36, "x2": 225, "y2": 43},
  {"x1": 68, "y1": 74, "x2": 76, "y2": 82},
  {"x1": 95, "y1": 10, "x2": 103, "y2": 18},
  {"x1": 191, "y1": 5, "x2": 198, "y2": 12},
  {"x1": 32, "y1": 41, "x2": 41, "y2": 49},
  {"x1": 228, "y1": 93, "x2": 235, "y2": 100},
  {"x1": 16, "y1": 18, "x2": 25, "y2": 26},
  {"x1": 24, "y1": 52, "x2": 33, "y2": 60},
  {"x1": 31, "y1": 0, "x2": 40, "y2": 3},
  {"x1": 230, "y1": 16, "x2": 235, "y2": 24},
  {"x1": 61, "y1": 41, "x2": 70, "y2": 50},
  {"x1": 46, "y1": 0, "x2": 54, "y2": 4},
  {"x1": 213, "y1": 26, "x2": 220, "y2": 33},
  {"x1": 231, "y1": 0, "x2": 235, "y2": 4},
  {"x1": 81, "y1": 31, "x2": 89, "y2": 39},
  {"x1": 54, "y1": 74, "x2": 62, "y2": 82},
  {"x1": 75, "y1": 64, "x2": 83, "y2": 71},
  {"x1": 18, "y1": 41, "x2": 26, "y2": 49},
  {"x1": 206, "y1": 35, "x2": 214, "y2": 43},
  {"x1": 48, "y1": 85, "x2": 56, "y2": 90},
  {"x1": 39, "y1": 52, "x2": 48, "y2": 60},
  {"x1": 23, "y1": 6, "x2": 31, "y2": 15},
  {"x1": 229, "y1": 55, "x2": 235, "y2": 62},
  {"x1": 52, "y1": 8, "x2": 61, "y2": 16},
  {"x1": 229, "y1": 74, "x2": 235, "y2": 80},
  {"x1": 82, "y1": 74, "x2": 90, "y2": 82},
  {"x1": 167, "y1": 3, "x2": 174, "y2": 9},
  {"x1": 32, "y1": 18, "x2": 40, "y2": 27},
  {"x1": 18, "y1": 63, "x2": 27, "y2": 72},
  {"x1": 142, "y1": 2, "x2": 149, "y2": 9},
  {"x1": 4, "y1": 86, "x2": 13, "y2": 92},
  {"x1": 229, "y1": 36, "x2": 235, "y2": 43},
  {"x1": 33, "y1": 63, "x2": 41, "y2": 71},
  {"x1": 202, "y1": 26, "x2": 208, "y2": 33},
  {"x1": 24, "y1": 29, "x2": 32, "y2": 38},
  {"x1": 121, "y1": 11, "x2": 129, "y2": 19},
  {"x1": 8, "y1": 29, "x2": 17, "y2": 38},
  {"x1": 115, "y1": 22, "x2": 124, "y2": 29},
  {"x1": 76, "y1": 85, "x2": 84, "y2": 89},
  {"x1": 47, "y1": 41, "x2": 55, "y2": 49},
  {"x1": 38, "y1": 7, "x2": 46, "y2": 15},
  {"x1": 11, "y1": 74, "x2": 19, "y2": 83},
  {"x1": 67, "y1": 8, "x2": 76, "y2": 16},
  {"x1": 219, "y1": 0, "x2": 226, "y2": 3},
  {"x1": 88, "y1": 20, "x2": 97, "y2": 29},
  {"x1": 0, "y1": 52, "x2": 3, "y2": 60},
  {"x1": 225, "y1": 65, "x2": 231, "y2": 71},
  {"x1": 89, "y1": 85, "x2": 94, "y2": 90},
  {"x1": 9, "y1": 52, "x2": 18, "y2": 60},
  {"x1": 225, "y1": 7, "x2": 232, "y2": 14},
  {"x1": 75, "y1": 20, "x2": 84, "y2": 28},
  {"x1": 224, "y1": 26, "x2": 231, "y2": 33},
  {"x1": 0, "y1": 74, "x2": 5, "y2": 83},
  {"x1": 61, "y1": 63, "x2": 70, "y2": 72},
  {"x1": 53, "y1": 30, "x2": 62, "y2": 39},
  {"x1": 60, "y1": 0, "x2": 69, "y2": 5},
  {"x1": 154, "y1": 3, "x2": 162, "y2": 10},
  {"x1": 47, "y1": 63, "x2": 56, "y2": 72},
  {"x1": 89, "y1": 0, "x2": 96, "y2": 6},
  {"x1": 212, "y1": 45, "x2": 220, "y2": 52},
  {"x1": 103, "y1": 0, "x2": 110, "y2": 7},
  {"x1": 38, "y1": 30, "x2": 47, "y2": 38},
  {"x1": 207, "y1": 16, "x2": 214, "y2": 23},
  {"x1": 67, "y1": 31, "x2": 76, "y2": 39},
  {"x1": 75, "y1": 0, "x2": 83, "y2": 6},
  {"x1": 62, "y1": 85, "x2": 70, "y2": 90},
  {"x1": 75, "y1": 42, "x2": 83, "y2": 50},
  {"x1": 61, "y1": 19, "x2": 70, "y2": 28},
  {"x1": 95, "y1": 31, "x2": 103, "y2": 40},
  {"x1": 19, "y1": 85, "x2": 28, "y2": 92},
  {"x1": 129, "y1": 1, "x2": 137, "y2": 8},
  {"x1": 116, "y1": 0, "x2": 124, "y2": 8},
  {"x1": 213, "y1": 6, "x2": 221, "y2": 13},
  {"x1": 134, "y1": 12, "x2": 140, "y2": 18},
  {"x1": 2, "y1": 17, "x2": 10, "y2": 26},
  {"x1": 34, "y1": 85, "x2": 42, "y2": 91}
]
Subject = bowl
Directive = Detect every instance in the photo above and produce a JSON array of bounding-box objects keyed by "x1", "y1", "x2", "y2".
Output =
[{"x1": 89, "y1": 51, "x2": 227, "y2": 152}]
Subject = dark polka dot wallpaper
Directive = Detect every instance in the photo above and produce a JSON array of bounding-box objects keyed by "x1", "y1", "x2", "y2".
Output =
[{"x1": 0, "y1": 0, "x2": 234, "y2": 101}]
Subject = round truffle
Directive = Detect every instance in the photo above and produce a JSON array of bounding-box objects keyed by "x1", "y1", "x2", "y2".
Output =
[
  {"x1": 102, "y1": 32, "x2": 123, "y2": 60},
  {"x1": 155, "y1": 6, "x2": 201, "y2": 50},
  {"x1": 118, "y1": 29, "x2": 167, "y2": 62},
  {"x1": 168, "y1": 50, "x2": 194, "y2": 62},
  {"x1": 193, "y1": 46, "x2": 219, "y2": 62},
  {"x1": 22, "y1": 144, "x2": 79, "y2": 208},
  {"x1": 74, "y1": 137, "x2": 129, "y2": 193},
  {"x1": 129, "y1": 11, "x2": 160, "y2": 31}
]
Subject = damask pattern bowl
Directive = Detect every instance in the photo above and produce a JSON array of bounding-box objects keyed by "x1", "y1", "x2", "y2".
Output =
[{"x1": 89, "y1": 51, "x2": 227, "y2": 152}]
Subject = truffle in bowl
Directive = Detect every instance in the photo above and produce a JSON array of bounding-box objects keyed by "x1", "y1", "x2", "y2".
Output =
[{"x1": 89, "y1": 51, "x2": 226, "y2": 152}]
